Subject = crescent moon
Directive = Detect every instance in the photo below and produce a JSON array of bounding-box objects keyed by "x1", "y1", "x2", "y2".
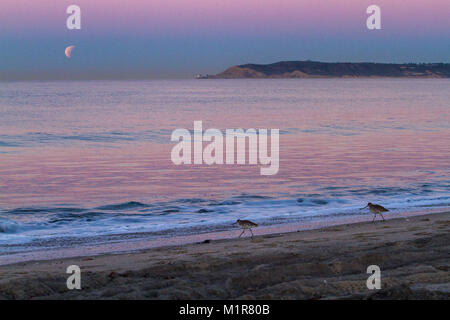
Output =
[{"x1": 65, "y1": 45, "x2": 75, "y2": 58}]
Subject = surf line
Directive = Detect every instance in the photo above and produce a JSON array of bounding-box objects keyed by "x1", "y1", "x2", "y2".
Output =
[{"x1": 170, "y1": 121, "x2": 279, "y2": 175}]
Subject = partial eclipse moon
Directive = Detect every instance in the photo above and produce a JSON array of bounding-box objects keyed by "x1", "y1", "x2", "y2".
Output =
[{"x1": 65, "y1": 45, "x2": 75, "y2": 58}]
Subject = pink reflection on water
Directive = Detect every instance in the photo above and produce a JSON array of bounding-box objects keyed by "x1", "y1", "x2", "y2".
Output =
[
  {"x1": 0, "y1": 128, "x2": 449, "y2": 208},
  {"x1": 0, "y1": 79, "x2": 449, "y2": 209}
]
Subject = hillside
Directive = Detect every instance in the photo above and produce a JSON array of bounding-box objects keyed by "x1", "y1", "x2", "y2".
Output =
[{"x1": 204, "y1": 61, "x2": 450, "y2": 79}]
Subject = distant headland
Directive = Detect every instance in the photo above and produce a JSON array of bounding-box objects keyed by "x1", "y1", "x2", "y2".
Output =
[{"x1": 199, "y1": 61, "x2": 450, "y2": 79}]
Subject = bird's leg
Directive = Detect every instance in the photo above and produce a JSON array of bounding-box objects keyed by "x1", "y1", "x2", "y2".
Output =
[
  {"x1": 372, "y1": 215, "x2": 376, "y2": 223},
  {"x1": 250, "y1": 228, "x2": 254, "y2": 238},
  {"x1": 239, "y1": 229, "x2": 245, "y2": 238},
  {"x1": 380, "y1": 213, "x2": 385, "y2": 221}
]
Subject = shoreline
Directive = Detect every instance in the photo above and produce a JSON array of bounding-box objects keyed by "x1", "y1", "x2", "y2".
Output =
[
  {"x1": 0, "y1": 207, "x2": 447, "y2": 266},
  {"x1": 0, "y1": 211, "x2": 448, "y2": 299}
]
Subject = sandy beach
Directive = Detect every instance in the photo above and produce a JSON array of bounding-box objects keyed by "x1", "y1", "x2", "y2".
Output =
[{"x1": 0, "y1": 211, "x2": 448, "y2": 300}]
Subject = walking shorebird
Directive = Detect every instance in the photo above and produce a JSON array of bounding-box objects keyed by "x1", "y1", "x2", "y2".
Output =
[
  {"x1": 234, "y1": 219, "x2": 258, "y2": 238},
  {"x1": 360, "y1": 202, "x2": 389, "y2": 222}
]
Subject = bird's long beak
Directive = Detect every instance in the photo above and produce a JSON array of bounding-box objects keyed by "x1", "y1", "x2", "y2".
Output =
[{"x1": 360, "y1": 205, "x2": 368, "y2": 210}]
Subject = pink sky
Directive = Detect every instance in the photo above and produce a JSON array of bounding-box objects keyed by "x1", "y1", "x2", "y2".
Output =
[
  {"x1": 1, "y1": 0, "x2": 448, "y2": 78},
  {"x1": 1, "y1": 0, "x2": 449, "y2": 36}
]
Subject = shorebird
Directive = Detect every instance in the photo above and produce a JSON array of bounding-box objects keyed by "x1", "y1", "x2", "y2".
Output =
[
  {"x1": 234, "y1": 219, "x2": 258, "y2": 238},
  {"x1": 360, "y1": 202, "x2": 389, "y2": 222}
]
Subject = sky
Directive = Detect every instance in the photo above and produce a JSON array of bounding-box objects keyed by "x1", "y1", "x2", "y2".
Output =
[{"x1": 0, "y1": 0, "x2": 449, "y2": 80}]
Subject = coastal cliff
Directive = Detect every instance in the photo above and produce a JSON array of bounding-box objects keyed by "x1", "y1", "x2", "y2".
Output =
[{"x1": 204, "y1": 61, "x2": 450, "y2": 79}]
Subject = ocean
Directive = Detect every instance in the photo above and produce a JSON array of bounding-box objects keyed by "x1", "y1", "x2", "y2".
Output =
[{"x1": 0, "y1": 79, "x2": 449, "y2": 259}]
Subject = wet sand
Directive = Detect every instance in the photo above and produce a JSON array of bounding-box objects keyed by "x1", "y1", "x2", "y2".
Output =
[{"x1": 0, "y1": 212, "x2": 449, "y2": 300}]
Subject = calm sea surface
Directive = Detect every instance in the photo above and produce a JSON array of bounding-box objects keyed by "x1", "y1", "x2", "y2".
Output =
[{"x1": 0, "y1": 79, "x2": 449, "y2": 253}]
